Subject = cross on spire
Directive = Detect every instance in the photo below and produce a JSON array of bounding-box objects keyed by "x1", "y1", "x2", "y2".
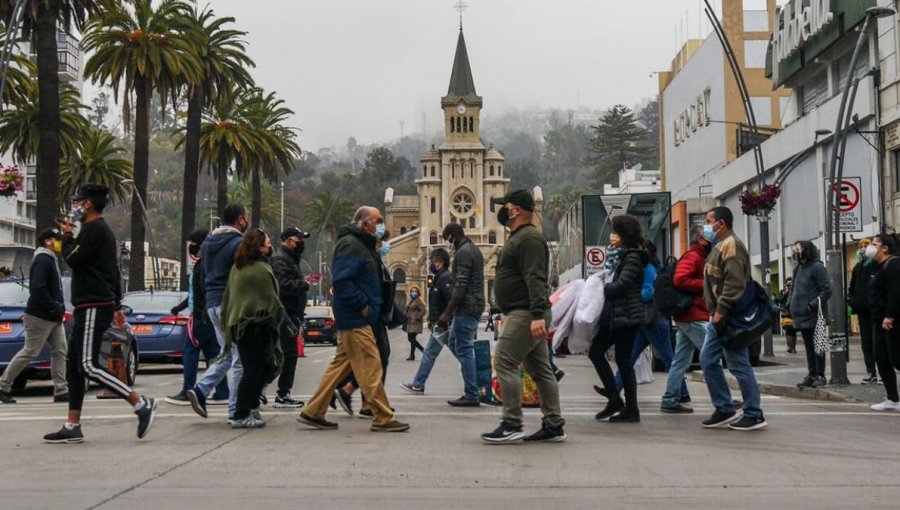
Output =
[{"x1": 454, "y1": 0, "x2": 468, "y2": 30}]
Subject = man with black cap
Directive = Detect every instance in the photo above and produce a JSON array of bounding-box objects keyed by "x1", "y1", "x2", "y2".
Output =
[
  {"x1": 481, "y1": 189, "x2": 565, "y2": 444},
  {"x1": 44, "y1": 183, "x2": 158, "y2": 443},
  {"x1": 269, "y1": 226, "x2": 311, "y2": 408}
]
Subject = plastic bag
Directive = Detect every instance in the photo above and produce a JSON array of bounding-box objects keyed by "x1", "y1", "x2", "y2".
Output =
[
  {"x1": 568, "y1": 273, "x2": 606, "y2": 354},
  {"x1": 634, "y1": 347, "x2": 654, "y2": 384},
  {"x1": 551, "y1": 279, "x2": 584, "y2": 350}
]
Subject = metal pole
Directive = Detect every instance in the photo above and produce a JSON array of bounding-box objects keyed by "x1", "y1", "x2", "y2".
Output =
[
  {"x1": 123, "y1": 180, "x2": 160, "y2": 290},
  {"x1": 317, "y1": 250, "x2": 323, "y2": 305},
  {"x1": 280, "y1": 181, "x2": 284, "y2": 232}
]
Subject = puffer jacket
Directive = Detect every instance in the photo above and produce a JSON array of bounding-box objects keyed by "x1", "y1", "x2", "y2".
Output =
[
  {"x1": 428, "y1": 268, "x2": 454, "y2": 323},
  {"x1": 270, "y1": 246, "x2": 310, "y2": 318},
  {"x1": 672, "y1": 242, "x2": 710, "y2": 323},
  {"x1": 451, "y1": 237, "x2": 485, "y2": 318},
  {"x1": 331, "y1": 225, "x2": 383, "y2": 331},
  {"x1": 788, "y1": 258, "x2": 831, "y2": 330},
  {"x1": 604, "y1": 248, "x2": 648, "y2": 330}
]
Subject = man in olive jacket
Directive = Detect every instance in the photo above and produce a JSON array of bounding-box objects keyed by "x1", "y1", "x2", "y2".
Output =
[
  {"x1": 699, "y1": 206, "x2": 766, "y2": 431},
  {"x1": 481, "y1": 190, "x2": 565, "y2": 444}
]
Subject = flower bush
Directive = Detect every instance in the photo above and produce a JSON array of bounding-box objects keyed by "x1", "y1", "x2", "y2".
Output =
[
  {"x1": 739, "y1": 184, "x2": 780, "y2": 217},
  {"x1": 0, "y1": 164, "x2": 24, "y2": 198}
]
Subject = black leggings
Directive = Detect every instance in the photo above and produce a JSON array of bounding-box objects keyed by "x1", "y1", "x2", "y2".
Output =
[
  {"x1": 235, "y1": 325, "x2": 277, "y2": 420},
  {"x1": 799, "y1": 328, "x2": 826, "y2": 378},
  {"x1": 872, "y1": 319, "x2": 900, "y2": 402},
  {"x1": 407, "y1": 333, "x2": 424, "y2": 357},
  {"x1": 589, "y1": 325, "x2": 640, "y2": 412},
  {"x1": 277, "y1": 323, "x2": 298, "y2": 397}
]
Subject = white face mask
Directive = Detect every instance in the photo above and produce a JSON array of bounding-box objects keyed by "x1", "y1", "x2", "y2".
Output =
[{"x1": 865, "y1": 244, "x2": 878, "y2": 259}]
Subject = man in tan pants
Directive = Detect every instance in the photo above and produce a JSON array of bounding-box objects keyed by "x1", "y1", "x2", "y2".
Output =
[{"x1": 298, "y1": 207, "x2": 408, "y2": 432}]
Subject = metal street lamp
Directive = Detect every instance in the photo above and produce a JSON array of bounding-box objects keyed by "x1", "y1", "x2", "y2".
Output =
[{"x1": 121, "y1": 179, "x2": 160, "y2": 290}]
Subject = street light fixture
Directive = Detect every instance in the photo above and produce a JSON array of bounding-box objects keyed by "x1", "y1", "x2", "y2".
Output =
[{"x1": 121, "y1": 179, "x2": 161, "y2": 290}]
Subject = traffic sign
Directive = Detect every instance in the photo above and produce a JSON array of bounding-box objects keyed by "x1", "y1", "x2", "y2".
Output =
[
  {"x1": 585, "y1": 246, "x2": 606, "y2": 276},
  {"x1": 825, "y1": 177, "x2": 862, "y2": 233}
]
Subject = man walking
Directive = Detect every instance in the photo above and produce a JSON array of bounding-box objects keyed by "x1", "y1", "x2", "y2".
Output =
[
  {"x1": 44, "y1": 183, "x2": 157, "y2": 443},
  {"x1": 481, "y1": 190, "x2": 565, "y2": 443},
  {"x1": 269, "y1": 226, "x2": 310, "y2": 408},
  {"x1": 699, "y1": 206, "x2": 767, "y2": 431},
  {"x1": 660, "y1": 225, "x2": 710, "y2": 413},
  {"x1": 187, "y1": 204, "x2": 247, "y2": 421},
  {"x1": 298, "y1": 207, "x2": 408, "y2": 432},
  {"x1": 0, "y1": 229, "x2": 68, "y2": 404}
]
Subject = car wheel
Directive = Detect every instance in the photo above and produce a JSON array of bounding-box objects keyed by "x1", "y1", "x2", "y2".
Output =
[{"x1": 126, "y1": 347, "x2": 138, "y2": 386}]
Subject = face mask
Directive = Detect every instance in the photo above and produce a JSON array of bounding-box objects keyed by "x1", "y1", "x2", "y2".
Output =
[
  {"x1": 295, "y1": 242, "x2": 305, "y2": 255},
  {"x1": 72, "y1": 206, "x2": 85, "y2": 222},
  {"x1": 865, "y1": 244, "x2": 878, "y2": 258},
  {"x1": 702, "y1": 224, "x2": 716, "y2": 242},
  {"x1": 188, "y1": 243, "x2": 201, "y2": 257},
  {"x1": 445, "y1": 236, "x2": 455, "y2": 250},
  {"x1": 792, "y1": 249, "x2": 804, "y2": 263},
  {"x1": 51, "y1": 240, "x2": 62, "y2": 253},
  {"x1": 497, "y1": 208, "x2": 510, "y2": 227},
  {"x1": 410, "y1": 291, "x2": 420, "y2": 299},
  {"x1": 429, "y1": 263, "x2": 439, "y2": 274},
  {"x1": 379, "y1": 242, "x2": 391, "y2": 257},
  {"x1": 374, "y1": 222, "x2": 386, "y2": 240}
]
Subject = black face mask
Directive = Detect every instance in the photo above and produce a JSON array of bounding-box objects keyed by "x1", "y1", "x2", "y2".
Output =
[
  {"x1": 792, "y1": 252, "x2": 804, "y2": 263},
  {"x1": 497, "y1": 208, "x2": 510, "y2": 227},
  {"x1": 188, "y1": 243, "x2": 201, "y2": 257},
  {"x1": 295, "y1": 242, "x2": 305, "y2": 255}
]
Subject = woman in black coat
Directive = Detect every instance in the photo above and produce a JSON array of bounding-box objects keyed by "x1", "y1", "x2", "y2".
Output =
[{"x1": 589, "y1": 214, "x2": 648, "y2": 423}]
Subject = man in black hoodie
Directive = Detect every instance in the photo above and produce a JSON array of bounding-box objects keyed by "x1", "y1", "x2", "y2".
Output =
[
  {"x1": 0, "y1": 229, "x2": 68, "y2": 404},
  {"x1": 269, "y1": 226, "x2": 310, "y2": 408},
  {"x1": 44, "y1": 183, "x2": 158, "y2": 443}
]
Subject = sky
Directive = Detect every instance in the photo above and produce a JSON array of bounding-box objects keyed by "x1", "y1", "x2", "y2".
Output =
[{"x1": 142, "y1": 0, "x2": 769, "y2": 151}]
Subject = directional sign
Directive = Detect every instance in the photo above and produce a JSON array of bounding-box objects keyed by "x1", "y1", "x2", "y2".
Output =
[
  {"x1": 825, "y1": 177, "x2": 862, "y2": 233},
  {"x1": 585, "y1": 246, "x2": 606, "y2": 276}
]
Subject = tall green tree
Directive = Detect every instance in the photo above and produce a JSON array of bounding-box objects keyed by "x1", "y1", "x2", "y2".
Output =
[
  {"x1": 586, "y1": 104, "x2": 650, "y2": 187},
  {"x1": 0, "y1": 83, "x2": 87, "y2": 167},
  {"x1": 82, "y1": 0, "x2": 201, "y2": 291},
  {"x1": 0, "y1": 0, "x2": 111, "y2": 232},
  {"x1": 638, "y1": 97, "x2": 660, "y2": 169},
  {"x1": 60, "y1": 127, "x2": 133, "y2": 204}
]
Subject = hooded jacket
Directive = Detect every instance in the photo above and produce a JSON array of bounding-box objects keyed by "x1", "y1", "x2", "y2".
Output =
[
  {"x1": 603, "y1": 248, "x2": 649, "y2": 330},
  {"x1": 331, "y1": 225, "x2": 383, "y2": 331},
  {"x1": 26, "y1": 248, "x2": 65, "y2": 322},
  {"x1": 450, "y1": 237, "x2": 485, "y2": 318},
  {"x1": 270, "y1": 246, "x2": 309, "y2": 318},
  {"x1": 672, "y1": 242, "x2": 711, "y2": 323},
  {"x1": 788, "y1": 256, "x2": 832, "y2": 330},
  {"x1": 201, "y1": 226, "x2": 243, "y2": 308}
]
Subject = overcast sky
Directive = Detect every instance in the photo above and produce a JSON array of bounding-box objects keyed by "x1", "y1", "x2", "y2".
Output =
[{"x1": 171, "y1": 0, "x2": 768, "y2": 151}]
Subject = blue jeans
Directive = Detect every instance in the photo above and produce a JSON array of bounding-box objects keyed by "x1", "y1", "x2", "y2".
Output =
[
  {"x1": 446, "y1": 315, "x2": 479, "y2": 399},
  {"x1": 699, "y1": 320, "x2": 762, "y2": 418},
  {"x1": 181, "y1": 317, "x2": 229, "y2": 399},
  {"x1": 615, "y1": 319, "x2": 685, "y2": 396},
  {"x1": 661, "y1": 321, "x2": 706, "y2": 408},
  {"x1": 195, "y1": 306, "x2": 243, "y2": 417},
  {"x1": 412, "y1": 329, "x2": 445, "y2": 388}
]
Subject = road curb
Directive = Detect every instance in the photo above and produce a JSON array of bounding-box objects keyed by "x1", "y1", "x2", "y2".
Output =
[{"x1": 687, "y1": 372, "x2": 860, "y2": 403}]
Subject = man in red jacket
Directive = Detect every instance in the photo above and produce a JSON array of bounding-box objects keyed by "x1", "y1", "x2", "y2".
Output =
[{"x1": 660, "y1": 225, "x2": 711, "y2": 413}]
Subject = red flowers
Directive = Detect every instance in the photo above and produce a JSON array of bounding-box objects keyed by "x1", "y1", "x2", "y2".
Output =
[{"x1": 739, "y1": 184, "x2": 781, "y2": 217}]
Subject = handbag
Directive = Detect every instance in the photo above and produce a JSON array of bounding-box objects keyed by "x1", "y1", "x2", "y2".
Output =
[
  {"x1": 813, "y1": 297, "x2": 829, "y2": 355},
  {"x1": 641, "y1": 301, "x2": 660, "y2": 327}
]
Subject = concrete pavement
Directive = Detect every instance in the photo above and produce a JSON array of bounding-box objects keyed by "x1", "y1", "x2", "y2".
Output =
[{"x1": 1, "y1": 329, "x2": 899, "y2": 509}]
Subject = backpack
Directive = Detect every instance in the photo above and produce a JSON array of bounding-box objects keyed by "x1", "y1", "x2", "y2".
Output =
[
  {"x1": 653, "y1": 255, "x2": 694, "y2": 318},
  {"x1": 720, "y1": 280, "x2": 776, "y2": 349}
]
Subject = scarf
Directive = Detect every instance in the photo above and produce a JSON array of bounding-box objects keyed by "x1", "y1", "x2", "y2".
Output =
[
  {"x1": 603, "y1": 246, "x2": 624, "y2": 276},
  {"x1": 218, "y1": 259, "x2": 285, "y2": 363}
]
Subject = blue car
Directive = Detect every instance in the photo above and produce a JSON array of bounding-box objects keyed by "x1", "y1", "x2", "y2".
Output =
[{"x1": 121, "y1": 290, "x2": 189, "y2": 364}]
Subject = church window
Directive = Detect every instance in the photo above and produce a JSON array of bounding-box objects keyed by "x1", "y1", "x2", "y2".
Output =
[
  {"x1": 469, "y1": 117, "x2": 474, "y2": 132},
  {"x1": 392, "y1": 268, "x2": 407, "y2": 284},
  {"x1": 490, "y1": 165, "x2": 494, "y2": 176},
  {"x1": 489, "y1": 231, "x2": 497, "y2": 244},
  {"x1": 450, "y1": 118, "x2": 454, "y2": 133},
  {"x1": 456, "y1": 117, "x2": 461, "y2": 132},
  {"x1": 451, "y1": 162, "x2": 455, "y2": 179},
  {"x1": 429, "y1": 232, "x2": 438, "y2": 245},
  {"x1": 451, "y1": 190, "x2": 475, "y2": 218},
  {"x1": 430, "y1": 165, "x2": 435, "y2": 177},
  {"x1": 423, "y1": 165, "x2": 427, "y2": 177},
  {"x1": 430, "y1": 197, "x2": 436, "y2": 214},
  {"x1": 471, "y1": 163, "x2": 474, "y2": 179},
  {"x1": 498, "y1": 165, "x2": 502, "y2": 175},
  {"x1": 469, "y1": 217, "x2": 475, "y2": 229},
  {"x1": 400, "y1": 226, "x2": 407, "y2": 235},
  {"x1": 462, "y1": 117, "x2": 468, "y2": 133}
]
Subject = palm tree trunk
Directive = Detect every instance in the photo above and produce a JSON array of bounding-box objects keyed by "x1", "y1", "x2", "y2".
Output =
[
  {"x1": 251, "y1": 168, "x2": 261, "y2": 228},
  {"x1": 35, "y1": 5, "x2": 61, "y2": 234},
  {"x1": 180, "y1": 87, "x2": 202, "y2": 289},
  {"x1": 216, "y1": 155, "x2": 227, "y2": 217},
  {"x1": 129, "y1": 74, "x2": 151, "y2": 292}
]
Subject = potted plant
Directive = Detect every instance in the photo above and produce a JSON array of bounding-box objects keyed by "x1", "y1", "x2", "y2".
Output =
[
  {"x1": 0, "y1": 164, "x2": 24, "y2": 198},
  {"x1": 739, "y1": 183, "x2": 781, "y2": 218}
]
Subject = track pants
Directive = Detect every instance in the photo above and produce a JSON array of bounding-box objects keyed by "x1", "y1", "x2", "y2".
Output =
[{"x1": 67, "y1": 305, "x2": 133, "y2": 412}]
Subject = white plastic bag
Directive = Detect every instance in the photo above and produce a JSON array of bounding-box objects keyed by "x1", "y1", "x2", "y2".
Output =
[
  {"x1": 634, "y1": 347, "x2": 654, "y2": 384},
  {"x1": 568, "y1": 273, "x2": 606, "y2": 354},
  {"x1": 550, "y1": 280, "x2": 584, "y2": 349}
]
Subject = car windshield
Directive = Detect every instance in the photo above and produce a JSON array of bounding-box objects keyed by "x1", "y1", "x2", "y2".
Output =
[
  {"x1": 0, "y1": 281, "x2": 30, "y2": 304},
  {"x1": 122, "y1": 293, "x2": 184, "y2": 313},
  {"x1": 306, "y1": 307, "x2": 331, "y2": 318}
]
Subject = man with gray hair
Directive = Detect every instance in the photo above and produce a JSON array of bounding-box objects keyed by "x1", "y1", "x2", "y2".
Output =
[{"x1": 660, "y1": 224, "x2": 711, "y2": 413}]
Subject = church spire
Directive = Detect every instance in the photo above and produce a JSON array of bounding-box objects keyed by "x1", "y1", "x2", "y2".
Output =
[{"x1": 442, "y1": 27, "x2": 482, "y2": 107}]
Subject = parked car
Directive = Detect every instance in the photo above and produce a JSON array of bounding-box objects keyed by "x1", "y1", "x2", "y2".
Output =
[
  {"x1": 302, "y1": 306, "x2": 336, "y2": 345},
  {"x1": 121, "y1": 290, "x2": 189, "y2": 364}
]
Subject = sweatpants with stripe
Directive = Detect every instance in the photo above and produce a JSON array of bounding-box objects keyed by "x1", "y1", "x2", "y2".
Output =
[{"x1": 67, "y1": 306, "x2": 133, "y2": 411}]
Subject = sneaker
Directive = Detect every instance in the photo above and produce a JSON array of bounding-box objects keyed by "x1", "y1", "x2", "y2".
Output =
[
  {"x1": 370, "y1": 420, "x2": 410, "y2": 432},
  {"x1": 728, "y1": 415, "x2": 768, "y2": 431},
  {"x1": 447, "y1": 396, "x2": 480, "y2": 407},
  {"x1": 680, "y1": 395, "x2": 692, "y2": 404},
  {"x1": 660, "y1": 403, "x2": 694, "y2": 414},
  {"x1": 797, "y1": 376, "x2": 814, "y2": 388},
  {"x1": 608, "y1": 408, "x2": 640, "y2": 423},
  {"x1": 810, "y1": 376, "x2": 828, "y2": 388},
  {"x1": 258, "y1": 394, "x2": 268, "y2": 406},
  {"x1": 701, "y1": 409, "x2": 740, "y2": 429},
  {"x1": 53, "y1": 393, "x2": 68, "y2": 403},
  {"x1": 165, "y1": 392, "x2": 190, "y2": 406},
  {"x1": 334, "y1": 388, "x2": 353, "y2": 416},
  {"x1": 523, "y1": 424, "x2": 567, "y2": 443},
  {"x1": 861, "y1": 373, "x2": 879, "y2": 385},
  {"x1": 297, "y1": 413, "x2": 339, "y2": 430},
  {"x1": 870, "y1": 399, "x2": 900, "y2": 412},
  {"x1": 399, "y1": 382, "x2": 424, "y2": 394},
  {"x1": 481, "y1": 421, "x2": 525, "y2": 444},
  {"x1": 135, "y1": 397, "x2": 159, "y2": 439},
  {"x1": 0, "y1": 390, "x2": 16, "y2": 404},
  {"x1": 273, "y1": 394, "x2": 305, "y2": 409},
  {"x1": 208, "y1": 396, "x2": 229, "y2": 406},
  {"x1": 251, "y1": 408, "x2": 263, "y2": 420},
  {"x1": 357, "y1": 408, "x2": 373, "y2": 419},
  {"x1": 187, "y1": 389, "x2": 208, "y2": 418},
  {"x1": 43, "y1": 424, "x2": 84, "y2": 444},
  {"x1": 554, "y1": 369, "x2": 566, "y2": 382},
  {"x1": 595, "y1": 399, "x2": 624, "y2": 421},
  {"x1": 230, "y1": 415, "x2": 266, "y2": 429}
]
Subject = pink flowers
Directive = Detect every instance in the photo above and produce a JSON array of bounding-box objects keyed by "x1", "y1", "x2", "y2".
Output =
[
  {"x1": 0, "y1": 164, "x2": 25, "y2": 198},
  {"x1": 739, "y1": 184, "x2": 781, "y2": 217}
]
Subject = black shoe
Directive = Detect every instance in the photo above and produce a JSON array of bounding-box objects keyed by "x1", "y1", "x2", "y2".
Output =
[
  {"x1": 595, "y1": 399, "x2": 624, "y2": 421},
  {"x1": 523, "y1": 423, "x2": 567, "y2": 443},
  {"x1": 609, "y1": 408, "x2": 640, "y2": 423},
  {"x1": 43, "y1": 424, "x2": 84, "y2": 444},
  {"x1": 680, "y1": 395, "x2": 691, "y2": 404},
  {"x1": 0, "y1": 390, "x2": 16, "y2": 404},
  {"x1": 554, "y1": 369, "x2": 566, "y2": 382},
  {"x1": 481, "y1": 421, "x2": 525, "y2": 444},
  {"x1": 660, "y1": 403, "x2": 694, "y2": 414},
  {"x1": 448, "y1": 396, "x2": 480, "y2": 407},
  {"x1": 357, "y1": 407, "x2": 395, "y2": 419},
  {"x1": 135, "y1": 397, "x2": 159, "y2": 439},
  {"x1": 797, "y1": 376, "x2": 814, "y2": 388},
  {"x1": 187, "y1": 389, "x2": 208, "y2": 418},
  {"x1": 370, "y1": 420, "x2": 410, "y2": 432},
  {"x1": 406, "y1": 356, "x2": 416, "y2": 361},
  {"x1": 164, "y1": 392, "x2": 190, "y2": 406},
  {"x1": 593, "y1": 385, "x2": 611, "y2": 399},
  {"x1": 258, "y1": 394, "x2": 268, "y2": 406},
  {"x1": 728, "y1": 414, "x2": 768, "y2": 431},
  {"x1": 810, "y1": 376, "x2": 828, "y2": 388},
  {"x1": 273, "y1": 393, "x2": 305, "y2": 409},
  {"x1": 297, "y1": 413, "x2": 339, "y2": 430},
  {"x1": 334, "y1": 388, "x2": 353, "y2": 416},
  {"x1": 701, "y1": 409, "x2": 740, "y2": 428},
  {"x1": 53, "y1": 393, "x2": 69, "y2": 404}
]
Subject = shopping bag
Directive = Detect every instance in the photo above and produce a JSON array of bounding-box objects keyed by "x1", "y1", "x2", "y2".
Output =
[
  {"x1": 813, "y1": 297, "x2": 829, "y2": 355},
  {"x1": 551, "y1": 280, "x2": 584, "y2": 349},
  {"x1": 569, "y1": 273, "x2": 605, "y2": 354},
  {"x1": 634, "y1": 347, "x2": 654, "y2": 384}
]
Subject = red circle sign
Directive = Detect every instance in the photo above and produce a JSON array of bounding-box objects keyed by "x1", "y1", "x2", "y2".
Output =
[
  {"x1": 586, "y1": 247, "x2": 605, "y2": 267},
  {"x1": 834, "y1": 180, "x2": 860, "y2": 213}
]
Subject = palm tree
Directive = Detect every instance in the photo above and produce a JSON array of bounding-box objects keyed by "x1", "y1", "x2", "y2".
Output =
[
  {"x1": 0, "y1": 0, "x2": 111, "y2": 232},
  {"x1": 0, "y1": 83, "x2": 87, "y2": 167},
  {"x1": 60, "y1": 127, "x2": 133, "y2": 204},
  {"x1": 302, "y1": 189, "x2": 356, "y2": 244},
  {"x1": 173, "y1": 5, "x2": 254, "y2": 286},
  {"x1": 82, "y1": 0, "x2": 201, "y2": 291},
  {"x1": 0, "y1": 27, "x2": 36, "y2": 107}
]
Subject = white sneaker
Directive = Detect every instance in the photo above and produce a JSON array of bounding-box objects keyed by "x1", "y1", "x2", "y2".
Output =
[{"x1": 870, "y1": 399, "x2": 900, "y2": 412}]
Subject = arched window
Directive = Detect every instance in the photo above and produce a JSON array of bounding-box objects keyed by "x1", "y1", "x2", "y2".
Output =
[
  {"x1": 422, "y1": 165, "x2": 427, "y2": 177},
  {"x1": 429, "y1": 232, "x2": 438, "y2": 245},
  {"x1": 430, "y1": 197, "x2": 436, "y2": 214},
  {"x1": 450, "y1": 118, "x2": 454, "y2": 133},
  {"x1": 498, "y1": 165, "x2": 502, "y2": 175},
  {"x1": 430, "y1": 165, "x2": 435, "y2": 177},
  {"x1": 392, "y1": 268, "x2": 407, "y2": 284},
  {"x1": 400, "y1": 226, "x2": 407, "y2": 235},
  {"x1": 489, "y1": 231, "x2": 497, "y2": 244},
  {"x1": 469, "y1": 117, "x2": 474, "y2": 132},
  {"x1": 469, "y1": 217, "x2": 475, "y2": 229},
  {"x1": 462, "y1": 117, "x2": 467, "y2": 133},
  {"x1": 471, "y1": 163, "x2": 474, "y2": 179},
  {"x1": 451, "y1": 161, "x2": 455, "y2": 179},
  {"x1": 490, "y1": 165, "x2": 494, "y2": 176},
  {"x1": 456, "y1": 117, "x2": 461, "y2": 132}
]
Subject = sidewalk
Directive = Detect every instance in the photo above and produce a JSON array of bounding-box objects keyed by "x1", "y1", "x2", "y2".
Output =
[{"x1": 687, "y1": 334, "x2": 895, "y2": 404}]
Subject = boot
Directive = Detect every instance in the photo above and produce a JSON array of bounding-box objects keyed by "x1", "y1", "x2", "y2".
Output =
[{"x1": 786, "y1": 334, "x2": 797, "y2": 353}]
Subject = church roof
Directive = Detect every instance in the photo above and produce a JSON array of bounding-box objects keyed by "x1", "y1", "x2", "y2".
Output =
[
  {"x1": 420, "y1": 144, "x2": 440, "y2": 161},
  {"x1": 442, "y1": 29, "x2": 483, "y2": 107},
  {"x1": 485, "y1": 144, "x2": 505, "y2": 161}
]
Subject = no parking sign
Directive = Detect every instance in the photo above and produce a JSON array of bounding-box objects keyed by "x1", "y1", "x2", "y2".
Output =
[
  {"x1": 585, "y1": 246, "x2": 606, "y2": 275},
  {"x1": 825, "y1": 177, "x2": 862, "y2": 233}
]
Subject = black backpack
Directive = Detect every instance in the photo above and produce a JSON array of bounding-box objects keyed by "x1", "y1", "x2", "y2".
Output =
[{"x1": 653, "y1": 255, "x2": 694, "y2": 318}]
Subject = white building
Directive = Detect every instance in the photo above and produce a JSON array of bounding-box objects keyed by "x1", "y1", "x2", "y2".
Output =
[{"x1": 603, "y1": 165, "x2": 661, "y2": 195}]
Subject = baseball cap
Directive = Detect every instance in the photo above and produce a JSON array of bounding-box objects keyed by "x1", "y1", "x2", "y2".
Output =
[
  {"x1": 490, "y1": 189, "x2": 535, "y2": 212},
  {"x1": 280, "y1": 226, "x2": 311, "y2": 241},
  {"x1": 71, "y1": 183, "x2": 110, "y2": 202}
]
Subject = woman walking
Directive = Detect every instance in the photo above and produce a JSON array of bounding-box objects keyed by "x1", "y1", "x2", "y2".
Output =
[
  {"x1": 405, "y1": 286, "x2": 427, "y2": 360},
  {"x1": 589, "y1": 214, "x2": 648, "y2": 423},
  {"x1": 867, "y1": 234, "x2": 900, "y2": 411},
  {"x1": 221, "y1": 229, "x2": 284, "y2": 429},
  {"x1": 788, "y1": 240, "x2": 832, "y2": 389}
]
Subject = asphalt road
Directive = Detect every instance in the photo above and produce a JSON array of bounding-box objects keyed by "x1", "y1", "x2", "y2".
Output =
[{"x1": 1, "y1": 329, "x2": 899, "y2": 509}]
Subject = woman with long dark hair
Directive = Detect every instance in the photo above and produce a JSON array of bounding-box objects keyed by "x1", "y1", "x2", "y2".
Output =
[
  {"x1": 868, "y1": 233, "x2": 900, "y2": 411},
  {"x1": 590, "y1": 214, "x2": 648, "y2": 423},
  {"x1": 405, "y1": 286, "x2": 427, "y2": 360}
]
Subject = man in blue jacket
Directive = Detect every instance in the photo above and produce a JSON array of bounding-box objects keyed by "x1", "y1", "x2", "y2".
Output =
[{"x1": 298, "y1": 206, "x2": 409, "y2": 432}]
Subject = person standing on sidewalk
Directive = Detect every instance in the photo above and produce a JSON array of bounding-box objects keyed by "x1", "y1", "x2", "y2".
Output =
[
  {"x1": 298, "y1": 207, "x2": 408, "y2": 432},
  {"x1": 788, "y1": 240, "x2": 832, "y2": 389},
  {"x1": 269, "y1": 226, "x2": 310, "y2": 409},
  {"x1": 481, "y1": 190, "x2": 565, "y2": 443},
  {"x1": 659, "y1": 225, "x2": 711, "y2": 414},
  {"x1": 0, "y1": 229, "x2": 68, "y2": 404},
  {"x1": 774, "y1": 278, "x2": 797, "y2": 353},
  {"x1": 404, "y1": 286, "x2": 426, "y2": 360},
  {"x1": 849, "y1": 239, "x2": 879, "y2": 384},
  {"x1": 187, "y1": 204, "x2": 247, "y2": 421},
  {"x1": 699, "y1": 206, "x2": 766, "y2": 431},
  {"x1": 166, "y1": 229, "x2": 228, "y2": 405},
  {"x1": 866, "y1": 234, "x2": 900, "y2": 412},
  {"x1": 44, "y1": 183, "x2": 158, "y2": 443}
]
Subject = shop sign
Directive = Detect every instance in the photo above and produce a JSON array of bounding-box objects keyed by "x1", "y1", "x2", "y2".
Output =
[
  {"x1": 672, "y1": 86, "x2": 712, "y2": 147},
  {"x1": 773, "y1": 0, "x2": 834, "y2": 63}
]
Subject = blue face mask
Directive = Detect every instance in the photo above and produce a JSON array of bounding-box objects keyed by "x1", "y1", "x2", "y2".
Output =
[
  {"x1": 410, "y1": 291, "x2": 419, "y2": 299},
  {"x1": 429, "y1": 263, "x2": 439, "y2": 274},
  {"x1": 374, "y1": 222, "x2": 386, "y2": 240},
  {"x1": 379, "y1": 242, "x2": 391, "y2": 257},
  {"x1": 72, "y1": 206, "x2": 85, "y2": 222},
  {"x1": 703, "y1": 224, "x2": 716, "y2": 242}
]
